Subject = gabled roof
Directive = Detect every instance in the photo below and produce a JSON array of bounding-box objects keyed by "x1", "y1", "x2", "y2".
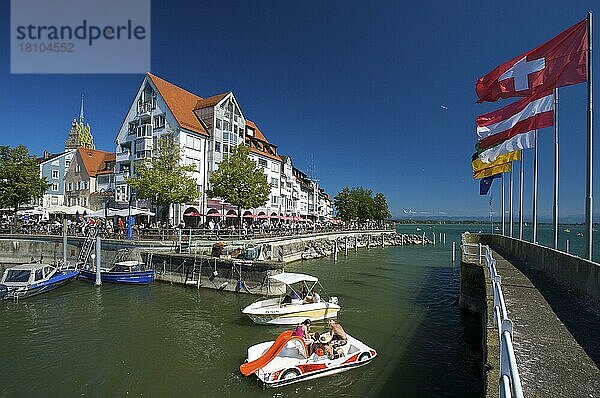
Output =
[
  {"x1": 194, "y1": 92, "x2": 229, "y2": 110},
  {"x1": 37, "y1": 152, "x2": 66, "y2": 165},
  {"x1": 146, "y1": 73, "x2": 209, "y2": 137},
  {"x1": 76, "y1": 147, "x2": 115, "y2": 177},
  {"x1": 245, "y1": 120, "x2": 282, "y2": 162}
]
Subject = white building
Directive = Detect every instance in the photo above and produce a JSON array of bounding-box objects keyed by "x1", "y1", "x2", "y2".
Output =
[{"x1": 114, "y1": 72, "x2": 333, "y2": 224}]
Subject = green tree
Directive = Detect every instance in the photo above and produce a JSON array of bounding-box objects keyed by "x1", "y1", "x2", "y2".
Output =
[
  {"x1": 373, "y1": 192, "x2": 391, "y2": 224},
  {"x1": 207, "y1": 144, "x2": 270, "y2": 224},
  {"x1": 0, "y1": 146, "x2": 50, "y2": 224},
  {"x1": 333, "y1": 187, "x2": 356, "y2": 222},
  {"x1": 126, "y1": 133, "x2": 199, "y2": 222},
  {"x1": 334, "y1": 186, "x2": 375, "y2": 223}
]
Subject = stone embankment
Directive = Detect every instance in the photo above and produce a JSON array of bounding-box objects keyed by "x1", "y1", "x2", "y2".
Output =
[{"x1": 293, "y1": 232, "x2": 432, "y2": 261}]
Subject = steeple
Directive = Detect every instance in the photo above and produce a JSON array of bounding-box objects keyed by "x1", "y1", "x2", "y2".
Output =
[
  {"x1": 65, "y1": 95, "x2": 95, "y2": 150},
  {"x1": 79, "y1": 95, "x2": 85, "y2": 123}
]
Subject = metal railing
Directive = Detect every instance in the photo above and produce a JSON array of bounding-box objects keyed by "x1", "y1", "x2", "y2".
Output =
[{"x1": 462, "y1": 239, "x2": 524, "y2": 398}]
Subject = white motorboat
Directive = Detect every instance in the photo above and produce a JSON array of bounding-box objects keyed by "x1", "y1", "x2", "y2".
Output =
[
  {"x1": 240, "y1": 330, "x2": 377, "y2": 388},
  {"x1": 242, "y1": 272, "x2": 340, "y2": 325}
]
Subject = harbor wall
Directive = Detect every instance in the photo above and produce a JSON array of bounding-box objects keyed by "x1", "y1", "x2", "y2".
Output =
[
  {"x1": 458, "y1": 233, "x2": 496, "y2": 398},
  {"x1": 479, "y1": 234, "x2": 600, "y2": 306}
]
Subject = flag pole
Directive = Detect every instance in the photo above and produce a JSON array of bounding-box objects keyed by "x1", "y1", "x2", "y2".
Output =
[
  {"x1": 585, "y1": 11, "x2": 594, "y2": 260},
  {"x1": 553, "y1": 88, "x2": 559, "y2": 249},
  {"x1": 532, "y1": 129, "x2": 539, "y2": 243},
  {"x1": 509, "y1": 165, "x2": 514, "y2": 237},
  {"x1": 519, "y1": 155, "x2": 524, "y2": 240},
  {"x1": 501, "y1": 173, "x2": 505, "y2": 235}
]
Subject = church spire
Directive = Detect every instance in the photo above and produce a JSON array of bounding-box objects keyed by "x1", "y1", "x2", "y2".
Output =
[{"x1": 79, "y1": 95, "x2": 84, "y2": 123}]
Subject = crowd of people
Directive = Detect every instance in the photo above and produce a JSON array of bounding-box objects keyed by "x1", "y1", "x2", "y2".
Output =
[{"x1": 0, "y1": 211, "x2": 393, "y2": 240}]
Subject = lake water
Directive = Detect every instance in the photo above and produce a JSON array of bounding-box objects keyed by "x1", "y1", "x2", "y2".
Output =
[{"x1": 0, "y1": 226, "x2": 490, "y2": 397}]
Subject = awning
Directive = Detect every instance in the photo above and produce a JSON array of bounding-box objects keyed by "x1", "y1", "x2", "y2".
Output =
[{"x1": 269, "y1": 272, "x2": 318, "y2": 285}]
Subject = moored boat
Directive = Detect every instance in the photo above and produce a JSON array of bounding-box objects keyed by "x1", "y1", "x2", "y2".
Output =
[
  {"x1": 242, "y1": 272, "x2": 340, "y2": 325},
  {"x1": 78, "y1": 249, "x2": 154, "y2": 285},
  {"x1": 0, "y1": 263, "x2": 79, "y2": 300},
  {"x1": 240, "y1": 330, "x2": 376, "y2": 388}
]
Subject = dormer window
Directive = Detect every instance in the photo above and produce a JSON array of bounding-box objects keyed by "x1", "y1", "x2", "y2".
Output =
[{"x1": 247, "y1": 128, "x2": 254, "y2": 137}]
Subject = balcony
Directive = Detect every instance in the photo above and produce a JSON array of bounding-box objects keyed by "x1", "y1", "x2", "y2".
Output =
[
  {"x1": 136, "y1": 138, "x2": 153, "y2": 151},
  {"x1": 136, "y1": 124, "x2": 152, "y2": 138},
  {"x1": 115, "y1": 172, "x2": 130, "y2": 184},
  {"x1": 116, "y1": 151, "x2": 131, "y2": 163},
  {"x1": 137, "y1": 100, "x2": 154, "y2": 115}
]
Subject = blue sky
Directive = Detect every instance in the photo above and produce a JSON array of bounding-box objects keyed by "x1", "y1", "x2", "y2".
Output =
[{"x1": 1, "y1": 0, "x2": 599, "y2": 220}]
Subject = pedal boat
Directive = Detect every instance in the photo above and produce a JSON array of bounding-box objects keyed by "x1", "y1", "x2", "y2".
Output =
[
  {"x1": 242, "y1": 272, "x2": 340, "y2": 325},
  {"x1": 240, "y1": 330, "x2": 377, "y2": 388},
  {"x1": 0, "y1": 263, "x2": 79, "y2": 300}
]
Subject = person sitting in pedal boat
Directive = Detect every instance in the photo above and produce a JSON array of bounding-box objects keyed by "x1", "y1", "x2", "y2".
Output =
[{"x1": 328, "y1": 319, "x2": 348, "y2": 347}]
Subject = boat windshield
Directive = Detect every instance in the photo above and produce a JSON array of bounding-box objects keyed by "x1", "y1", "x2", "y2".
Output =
[{"x1": 4, "y1": 270, "x2": 31, "y2": 282}]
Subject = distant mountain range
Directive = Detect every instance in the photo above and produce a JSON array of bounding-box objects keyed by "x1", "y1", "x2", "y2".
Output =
[{"x1": 392, "y1": 213, "x2": 600, "y2": 224}]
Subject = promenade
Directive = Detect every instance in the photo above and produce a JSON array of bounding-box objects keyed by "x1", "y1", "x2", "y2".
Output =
[{"x1": 487, "y1": 248, "x2": 600, "y2": 397}]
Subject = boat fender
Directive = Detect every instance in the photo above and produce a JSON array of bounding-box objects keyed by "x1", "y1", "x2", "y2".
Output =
[
  {"x1": 236, "y1": 280, "x2": 243, "y2": 292},
  {"x1": 218, "y1": 281, "x2": 228, "y2": 290},
  {"x1": 0, "y1": 284, "x2": 8, "y2": 299}
]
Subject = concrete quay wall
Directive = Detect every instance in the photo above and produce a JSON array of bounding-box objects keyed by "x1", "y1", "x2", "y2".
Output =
[{"x1": 479, "y1": 234, "x2": 600, "y2": 306}]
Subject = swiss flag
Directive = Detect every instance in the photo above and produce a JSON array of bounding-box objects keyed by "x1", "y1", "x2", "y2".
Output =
[{"x1": 476, "y1": 19, "x2": 587, "y2": 103}]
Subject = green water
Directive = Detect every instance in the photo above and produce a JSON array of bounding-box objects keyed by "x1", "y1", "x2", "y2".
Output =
[
  {"x1": 396, "y1": 222, "x2": 600, "y2": 263},
  {"x1": 0, "y1": 229, "x2": 483, "y2": 397}
]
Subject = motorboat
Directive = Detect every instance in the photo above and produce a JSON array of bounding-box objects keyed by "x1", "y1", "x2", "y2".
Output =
[
  {"x1": 242, "y1": 272, "x2": 340, "y2": 325},
  {"x1": 564, "y1": 229, "x2": 571, "y2": 233},
  {"x1": 240, "y1": 330, "x2": 377, "y2": 388},
  {"x1": 79, "y1": 249, "x2": 154, "y2": 285},
  {"x1": 0, "y1": 263, "x2": 79, "y2": 300}
]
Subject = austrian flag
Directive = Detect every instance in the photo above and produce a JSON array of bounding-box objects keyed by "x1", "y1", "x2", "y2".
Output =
[{"x1": 476, "y1": 19, "x2": 587, "y2": 102}]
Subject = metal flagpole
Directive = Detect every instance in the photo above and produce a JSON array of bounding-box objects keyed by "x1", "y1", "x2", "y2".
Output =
[
  {"x1": 585, "y1": 11, "x2": 594, "y2": 260},
  {"x1": 553, "y1": 88, "x2": 559, "y2": 249},
  {"x1": 501, "y1": 173, "x2": 505, "y2": 235},
  {"x1": 532, "y1": 129, "x2": 539, "y2": 243},
  {"x1": 519, "y1": 153, "x2": 524, "y2": 240},
  {"x1": 509, "y1": 166, "x2": 514, "y2": 237}
]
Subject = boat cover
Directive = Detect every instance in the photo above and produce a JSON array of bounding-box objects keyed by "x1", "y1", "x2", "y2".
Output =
[{"x1": 269, "y1": 272, "x2": 318, "y2": 285}]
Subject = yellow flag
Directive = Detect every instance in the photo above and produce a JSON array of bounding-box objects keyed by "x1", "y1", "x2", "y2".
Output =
[
  {"x1": 473, "y1": 162, "x2": 511, "y2": 179},
  {"x1": 472, "y1": 150, "x2": 521, "y2": 173}
]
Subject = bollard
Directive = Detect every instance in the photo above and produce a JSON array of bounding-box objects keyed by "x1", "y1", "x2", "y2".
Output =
[
  {"x1": 443, "y1": 233, "x2": 446, "y2": 245},
  {"x1": 452, "y1": 241, "x2": 456, "y2": 262},
  {"x1": 422, "y1": 232, "x2": 425, "y2": 246},
  {"x1": 478, "y1": 243, "x2": 482, "y2": 264},
  {"x1": 401, "y1": 234, "x2": 404, "y2": 246},
  {"x1": 345, "y1": 236, "x2": 348, "y2": 256},
  {"x1": 334, "y1": 240, "x2": 338, "y2": 261},
  {"x1": 95, "y1": 236, "x2": 102, "y2": 286},
  {"x1": 381, "y1": 234, "x2": 385, "y2": 248},
  {"x1": 566, "y1": 239, "x2": 570, "y2": 253},
  {"x1": 367, "y1": 235, "x2": 371, "y2": 249},
  {"x1": 355, "y1": 236, "x2": 358, "y2": 252},
  {"x1": 433, "y1": 233, "x2": 436, "y2": 245},
  {"x1": 62, "y1": 219, "x2": 68, "y2": 267}
]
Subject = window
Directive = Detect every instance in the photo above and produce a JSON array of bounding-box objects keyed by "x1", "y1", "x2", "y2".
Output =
[
  {"x1": 35, "y1": 269, "x2": 44, "y2": 281},
  {"x1": 271, "y1": 163, "x2": 280, "y2": 173},
  {"x1": 51, "y1": 170, "x2": 59, "y2": 179},
  {"x1": 75, "y1": 164, "x2": 80, "y2": 173},
  {"x1": 52, "y1": 183, "x2": 58, "y2": 191},
  {"x1": 153, "y1": 114, "x2": 166, "y2": 129},
  {"x1": 223, "y1": 144, "x2": 229, "y2": 153},
  {"x1": 82, "y1": 197, "x2": 87, "y2": 206},
  {"x1": 68, "y1": 182, "x2": 72, "y2": 191},
  {"x1": 216, "y1": 118, "x2": 222, "y2": 129},
  {"x1": 128, "y1": 121, "x2": 137, "y2": 133},
  {"x1": 272, "y1": 195, "x2": 278, "y2": 205},
  {"x1": 223, "y1": 131, "x2": 229, "y2": 142},
  {"x1": 258, "y1": 159, "x2": 267, "y2": 168},
  {"x1": 77, "y1": 181, "x2": 81, "y2": 190},
  {"x1": 51, "y1": 196, "x2": 58, "y2": 205},
  {"x1": 271, "y1": 178, "x2": 279, "y2": 188},
  {"x1": 83, "y1": 181, "x2": 88, "y2": 190},
  {"x1": 247, "y1": 127, "x2": 254, "y2": 137},
  {"x1": 214, "y1": 142, "x2": 221, "y2": 152}
]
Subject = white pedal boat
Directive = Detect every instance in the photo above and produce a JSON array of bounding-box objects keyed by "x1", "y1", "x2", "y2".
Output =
[
  {"x1": 242, "y1": 272, "x2": 340, "y2": 325},
  {"x1": 240, "y1": 330, "x2": 376, "y2": 388}
]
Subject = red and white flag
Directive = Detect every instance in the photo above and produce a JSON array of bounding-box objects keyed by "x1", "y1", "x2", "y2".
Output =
[
  {"x1": 476, "y1": 19, "x2": 587, "y2": 103},
  {"x1": 477, "y1": 90, "x2": 554, "y2": 151}
]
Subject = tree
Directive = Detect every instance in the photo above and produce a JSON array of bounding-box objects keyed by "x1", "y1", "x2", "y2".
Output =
[
  {"x1": 126, "y1": 133, "x2": 199, "y2": 223},
  {"x1": 0, "y1": 146, "x2": 50, "y2": 224},
  {"x1": 353, "y1": 187, "x2": 374, "y2": 222},
  {"x1": 373, "y1": 192, "x2": 391, "y2": 224},
  {"x1": 207, "y1": 144, "x2": 270, "y2": 224},
  {"x1": 333, "y1": 187, "x2": 356, "y2": 222}
]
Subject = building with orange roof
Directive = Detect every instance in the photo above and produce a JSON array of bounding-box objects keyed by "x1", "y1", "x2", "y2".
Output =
[
  {"x1": 64, "y1": 147, "x2": 115, "y2": 209},
  {"x1": 114, "y1": 72, "x2": 332, "y2": 224}
]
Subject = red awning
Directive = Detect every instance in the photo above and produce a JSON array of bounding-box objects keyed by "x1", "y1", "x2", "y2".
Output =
[{"x1": 183, "y1": 212, "x2": 203, "y2": 217}]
